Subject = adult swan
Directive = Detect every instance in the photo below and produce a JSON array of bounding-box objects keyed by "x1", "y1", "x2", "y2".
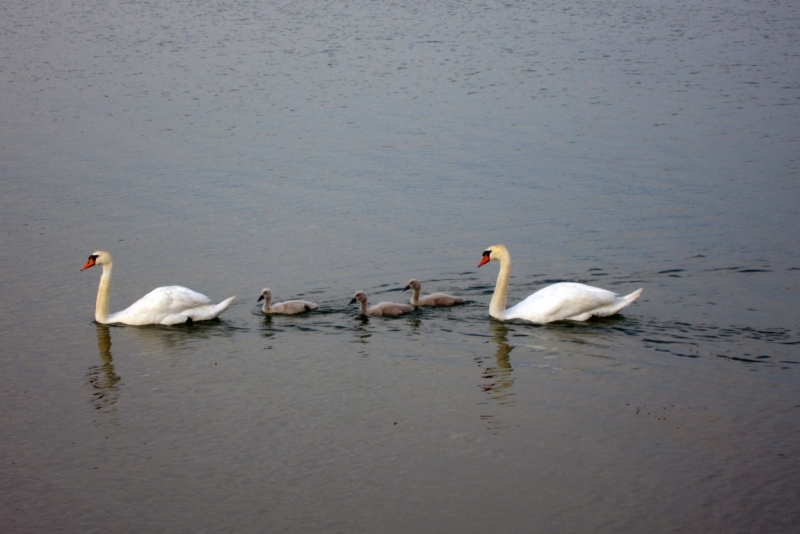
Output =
[
  {"x1": 478, "y1": 244, "x2": 642, "y2": 324},
  {"x1": 81, "y1": 251, "x2": 235, "y2": 326}
]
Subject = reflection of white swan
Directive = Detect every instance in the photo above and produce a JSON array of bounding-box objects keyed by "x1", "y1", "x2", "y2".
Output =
[
  {"x1": 257, "y1": 288, "x2": 318, "y2": 315},
  {"x1": 349, "y1": 291, "x2": 414, "y2": 317},
  {"x1": 482, "y1": 321, "x2": 515, "y2": 404},
  {"x1": 478, "y1": 244, "x2": 642, "y2": 324},
  {"x1": 403, "y1": 279, "x2": 464, "y2": 306},
  {"x1": 88, "y1": 324, "x2": 121, "y2": 416},
  {"x1": 92, "y1": 324, "x2": 121, "y2": 388},
  {"x1": 81, "y1": 251, "x2": 235, "y2": 326}
]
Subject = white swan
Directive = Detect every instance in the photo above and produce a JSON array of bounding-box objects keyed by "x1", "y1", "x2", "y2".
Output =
[
  {"x1": 81, "y1": 251, "x2": 235, "y2": 326},
  {"x1": 349, "y1": 291, "x2": 414, "y2": 317},
  {"x1": 257, "y1": 288, "x2": 318, "y2": 315},
  {"x1": 478, "y1": 244, "x2": 642, "y2": 324},
  {"x1": 403, "y1": 279, "x2": 464, "y2": 307}
]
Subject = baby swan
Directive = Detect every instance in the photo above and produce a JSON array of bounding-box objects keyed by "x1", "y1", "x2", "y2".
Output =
[
  {"x1": 349, "y1": 291, "x2": 414, "y2": 317},
  {"x1": 257, "y1": 288, "x2": 318, "y2": 315},
  {"x1": 403, "y1": 279, "x2": 465, "y2": 307}
]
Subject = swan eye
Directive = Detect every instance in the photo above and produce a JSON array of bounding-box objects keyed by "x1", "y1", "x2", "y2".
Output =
[{"x1": 482, "y1": 251, "x2": 491, "y2": 259}]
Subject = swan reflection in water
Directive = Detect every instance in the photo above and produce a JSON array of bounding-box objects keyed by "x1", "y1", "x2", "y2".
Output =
[
  {"x1": 88, "y1": 324, "x2": 122, "y2": 416},
  {"x1": 350, "y1": 314, "x2": 422, "y2": 352},
  {"x1": 478, "y1": 321, "x2": 516, "y2": 406},
  {"x1": 353, "y1": 317, "x2": 372, "y2": 358},
  {"x1": 128, "y1": 320, "x2": 236, "y2": 354}
]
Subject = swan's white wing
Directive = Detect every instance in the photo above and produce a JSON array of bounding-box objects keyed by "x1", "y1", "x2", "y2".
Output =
[
  {"x1": 505, "y1": 282, "x2": 617, "y2": 323},
  {"x1": 172, "y1": 296, "x2": 236, "y2": 324},
  {"x1": 133, "y1": 286, "x2": 212, "y2": 312},
  {"x1": 108, "y1": 286, "x2": 212, "y2": 325}
]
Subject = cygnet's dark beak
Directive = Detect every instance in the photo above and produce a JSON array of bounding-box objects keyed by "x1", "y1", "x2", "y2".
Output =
[
  {"x1": 257, "y1": 295, "x2": 264, "y2": 302},
  {"x1": 349, "y1": 297, "x2": 357, "y2": 305},
  {"x1": 403, "y1": 285, "x2": 411, "y2": 292}
]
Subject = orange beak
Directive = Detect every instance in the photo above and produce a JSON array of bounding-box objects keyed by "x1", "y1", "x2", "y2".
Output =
[
  {"x1": 81, "y1": 257, "x2": 96, "y2": 271},
  {"x1": 478, "y1": 253, "x2": 491, "y2": 268}
]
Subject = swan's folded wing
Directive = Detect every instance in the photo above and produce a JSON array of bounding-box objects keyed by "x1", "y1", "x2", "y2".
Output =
[
  {"x1": 138, "y1": 286, "x2": 212, "y2": 313},
  {"x1": 506, "y1": 282, "x2": 617, "y2": 323},
  {"x1": 170, "y1": 296, "x2": 236, "y2": 324},
  {"x1": 108, "y1": 286, "x2": 211, "y2": 325}
]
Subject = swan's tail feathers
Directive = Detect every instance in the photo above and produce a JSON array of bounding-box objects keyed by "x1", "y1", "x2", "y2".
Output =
[
  {"x1": 208, "y1": 296, "x2": 236, "y2": 318},
  {"x1": 610, "y1": 287, "x2": 642, "y2": 315},
  {"x1": 177, "y1": 296, "x2": 236, "y2": 324},
  {"x1": 591, "y1": 288, "x2": 643, "y2": 318},
  {"x1": 623, "y1": 288, "x2": 643, "y2": 303}
]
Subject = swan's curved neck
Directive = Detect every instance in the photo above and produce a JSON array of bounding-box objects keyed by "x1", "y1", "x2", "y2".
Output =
[
  {"x1": 95, "y1": 261, "x2": 113, "y2": 324},
  {"x1": 490, "y1": 253, "x2": 511, "y2": 320},
  {"x1": 410, "y1": 287, "x2": 421, "y2": 305},
  {"x1": 359, "y1": 299, "x2": 368, "y2": 315},
  {"x1": 261, "y1": 296, "x2": 272, "y2": 313}
]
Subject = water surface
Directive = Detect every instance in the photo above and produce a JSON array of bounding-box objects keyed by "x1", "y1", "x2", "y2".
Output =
[{"x1": 1, "y1": 0, "x2": 799, "y2": 532}]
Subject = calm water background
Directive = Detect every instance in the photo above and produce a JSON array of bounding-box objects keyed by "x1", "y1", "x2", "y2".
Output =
[{"x1": 1, "y1": 0, "x2": 799, "y2": 531}]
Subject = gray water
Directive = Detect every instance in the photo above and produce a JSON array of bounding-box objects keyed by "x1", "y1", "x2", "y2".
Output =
[{"x1": 2, "y1": 0, "x2": 799, "y2": 532}]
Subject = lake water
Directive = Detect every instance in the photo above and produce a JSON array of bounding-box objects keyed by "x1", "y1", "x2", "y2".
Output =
[{"x1": 1, "y1": 0, "x2": 799, "y2": 531}]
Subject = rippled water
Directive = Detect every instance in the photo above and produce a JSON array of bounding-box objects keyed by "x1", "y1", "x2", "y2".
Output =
[{"x1": 2, "y1": 0, "x2": 799, "y2": 532}]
